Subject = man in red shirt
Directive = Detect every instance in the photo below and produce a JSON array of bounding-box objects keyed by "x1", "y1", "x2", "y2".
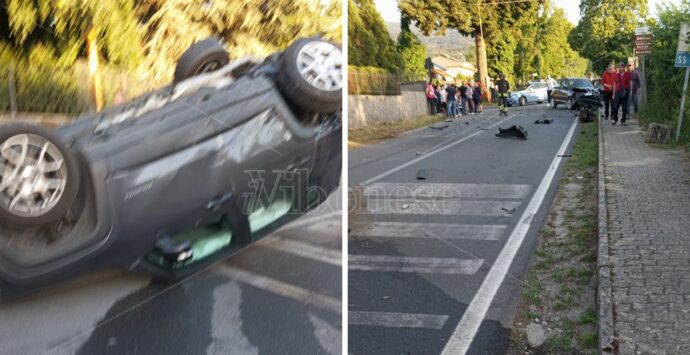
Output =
[
  {"x1": 601, "y1": 64, "x2": 616, "y2": 120},
  {"x1": 611, "y1": 63, "x2": 632, "y2": 126}
]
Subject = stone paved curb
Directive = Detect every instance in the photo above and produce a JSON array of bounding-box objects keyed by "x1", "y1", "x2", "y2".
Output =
[{"x1": 597, "y1": 116, "x2": 616, "y2": 354}]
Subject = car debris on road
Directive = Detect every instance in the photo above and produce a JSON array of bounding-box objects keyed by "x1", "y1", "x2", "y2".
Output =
[{"x1": 496, "y1": 125, "x2": 528, "y2": 140}]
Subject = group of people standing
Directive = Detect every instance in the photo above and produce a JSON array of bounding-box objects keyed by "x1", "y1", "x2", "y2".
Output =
[
  {"x1": 600, "y1": 62, "x2": 642, "y2": 126},
  {"x1": 426, "y1": 80, "x2": 484, "y2": 119}
]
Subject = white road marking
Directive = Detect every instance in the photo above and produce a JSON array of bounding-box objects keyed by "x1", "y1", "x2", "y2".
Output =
[
  {"x1": 216, "y1": 266, "x2": 341, "y2": 314},
  {"x1": 364, "y1": 199, "x2": 521, "y2": 216},
  {"x1": 309, "y1": 312, "x2": 341, "y2": 355},
  {"x1": 441, "y1": 118, "x2": 579, "y2": 354},
  {"x1": 361, "y1": 114, "x2": 513, "y2": 185},
  {"x1": 351, "y1": 222, "x2": 506, "y2": 241},
  {"x1": 348, "y1": 255, "x2": 483, "y2": 275},
  {"x1": 256, "y1": 236, "x2": 342, "y2": 266},
  {"x1": 349, "y1": 311, "x2": 449, "y2": 329},
  {"x1": 207, "y1": 281, "x2": 259, "y2": 355},
  {"x1": 363, "y1": 183, "x2": 531, "y2": 200}
]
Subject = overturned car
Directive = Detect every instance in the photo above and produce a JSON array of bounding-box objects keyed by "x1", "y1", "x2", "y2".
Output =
[{"x1": 0, "y1": 37, "x2": 342, "y2": 296}]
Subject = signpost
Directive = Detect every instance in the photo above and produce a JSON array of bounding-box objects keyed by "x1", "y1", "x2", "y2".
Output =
[
  {"x1": 675, "y1": 23, "x2": 690, "y2": 141},
  {"x1": 635, "y1": 27, "x2": 652, "y2": 104}
]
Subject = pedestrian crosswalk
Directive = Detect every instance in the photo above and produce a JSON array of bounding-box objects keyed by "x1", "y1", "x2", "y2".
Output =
[
  {"x1": 350, "y1": 222, "x2": 506, "y2": 241},
  {"x1": 349, "y1": 182, "x2": 532, "y2": 333},
  {"x1": 348, "y1": 255, "x2": 483, "y2": 274},
  {"x1": 349, "y1": 311, "x2": 449, "y2": 329}
]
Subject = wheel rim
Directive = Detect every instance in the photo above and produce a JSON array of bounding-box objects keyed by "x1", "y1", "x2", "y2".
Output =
[
  {"x1": 296, "y1": 41, "x2": 342, "y2": 92},
  {"x1": 0, "y1": 134, "x2": 67, "y2": 217},
  {"x1": 194, "y1": 60, "x2": 221, "y2": 75}
]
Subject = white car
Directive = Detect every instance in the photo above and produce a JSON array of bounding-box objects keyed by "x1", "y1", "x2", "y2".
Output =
[{"x1": 507, "y1": 82, "x2": 548, "y2": 106}]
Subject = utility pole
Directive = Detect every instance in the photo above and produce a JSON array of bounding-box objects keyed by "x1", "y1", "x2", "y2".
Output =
[{"x1": 87, "y1": 28, "x2": 103, "y2": 112}]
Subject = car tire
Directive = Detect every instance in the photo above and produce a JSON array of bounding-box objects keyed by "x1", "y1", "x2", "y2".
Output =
[
  {"x1": 519, "y1": 97, "x2": 527, "y2": 106},
  {"x1": 551, "y1": 100, "x2": 558, "y2": 109},
  {"x1": 174, "y1": 38, "x2": 229, "y2": 83},
  {"x1": 276, "y1": 38, "x2": 342, "y2": 114},
  {"x1": 0, "y1": 123, "x2": 81, "y2": 227}
]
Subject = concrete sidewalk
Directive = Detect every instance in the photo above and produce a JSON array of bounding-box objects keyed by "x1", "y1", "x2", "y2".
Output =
[{"x1": 601, "y1": 118, "x2": 690, "y2": 354}]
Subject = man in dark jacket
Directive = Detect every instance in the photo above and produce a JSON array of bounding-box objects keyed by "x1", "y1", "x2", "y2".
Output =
[
  {"x1": 496, "y1": 73, "x2": 510, "y2": 116},
  {"x1": 612, "y1": 63, "x2": 631, "y2": 126},
  {"x1": 458, "y1": 82, "x2": 468, "y2": 116}
]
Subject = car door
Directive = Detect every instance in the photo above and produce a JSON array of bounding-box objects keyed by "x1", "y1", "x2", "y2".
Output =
[
  {"x1": 555, "y1": 80, "x2": 569, "y2": 103},
  {"x1": 535, "y1": 83, "x2": 548, "y2": 101}
]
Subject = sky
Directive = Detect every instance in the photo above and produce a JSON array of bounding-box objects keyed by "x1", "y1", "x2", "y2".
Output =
[{"x1": 374, "y1": 0, "x2": 683, "y2": 25}]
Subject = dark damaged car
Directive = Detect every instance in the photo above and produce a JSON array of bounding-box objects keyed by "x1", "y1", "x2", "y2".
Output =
[{"x1": 0, "y1": 37, "x2": 342, "y2": 296}]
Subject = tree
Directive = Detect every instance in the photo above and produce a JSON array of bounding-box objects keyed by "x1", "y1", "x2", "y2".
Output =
[
  {"x1": 138, "y1": 0, "x2": 341, "y2": 81},
  {"x1": 5, "y1": 0, "x2": 142, "y2": 69},
  {"x1": 568, "y1": 0, "x2": 647, "y2": 73},
  {"x1": 348, "y1": 0, "x2": 401, "y2": 72},
  {"x1": 540, "y1": 8, "x2": 588, "y2": 78},
  {"x1": 399, "y1": 0, "x2": 542, "y2": 89},
  {"x1": 397, "y1": 17, "x2": 427, "y2": 81}
]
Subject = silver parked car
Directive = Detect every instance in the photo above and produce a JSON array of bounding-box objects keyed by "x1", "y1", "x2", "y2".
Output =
[{"x1": 507, "y1": 82, "x2": 548, "y2": 106}]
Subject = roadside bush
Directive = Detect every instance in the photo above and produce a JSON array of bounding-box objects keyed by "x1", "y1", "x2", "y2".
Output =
[
  {"x1": 641, "y1": 3, "x2": 690, "y2": 143},
  {"x1": 0, "y1": 43, "x2": 162, "y2": 116},
  {"x1": 348, "y1": 65, "x2": 402, "y2": 95}
]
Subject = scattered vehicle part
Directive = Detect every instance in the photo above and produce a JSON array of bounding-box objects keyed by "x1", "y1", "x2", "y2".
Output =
[
  {"x1": 429, "y1": 123, "x2": 449, "y2": 130},
  {"x1": 534, "y1": 119, "x2": 552, "y2": 124},
  {"x1": 417, "y1": 169, "x2": 431, "y2": 180},
  {"x1": 575, "y1": 90, "x2": 602, "y2": 123},
  {"x1": 0, "y1": 37, "x2": 342, "y2": 295},
  {"x1": 501, "y1": 207, "x2": 516, "y2": 214},
  {"x1": 496, "y1": 125, "x2": 528, "y2": 140}
]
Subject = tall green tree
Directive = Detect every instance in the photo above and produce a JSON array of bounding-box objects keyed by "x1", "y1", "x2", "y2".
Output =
[
  {"x1": 399, "y1": 0, "x2": 542, "y2": 88},
  {"x1": 397, "y1": 17, "x2": 427, "y2": 81},
  {"x1": 569, "y1": 0, "x2": 648, "y2": 73},
  {"x1": 348, "y1": 0, "x2": 401, "y2": 72},
  {"x1": 541, "y1": 8, "x2": 588, "y2": 78}
]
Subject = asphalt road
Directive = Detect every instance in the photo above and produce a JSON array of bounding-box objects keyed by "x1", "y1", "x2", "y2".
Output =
[
  {"x1": 0, "y1": 190, "x2": 342, "y2": 355},
  {"x1": 348, "y1": 104, "x2": 579, "y2": 355}
]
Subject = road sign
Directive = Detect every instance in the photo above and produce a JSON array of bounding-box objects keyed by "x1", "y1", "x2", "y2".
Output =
[
  {"x1": 635, "y1": 26, "x2": 650, "y2": 35},
  {"x1": 636, "y1": 33, "x2": 653, "y2": 55},
  {"x1": 676, "y1": 23, "x2": 690, "y2": 68}
]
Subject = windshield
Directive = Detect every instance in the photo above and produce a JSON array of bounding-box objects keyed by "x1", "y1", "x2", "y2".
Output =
[{"x1": 571, "y1": 79, "x2": 593, "y2": 88}]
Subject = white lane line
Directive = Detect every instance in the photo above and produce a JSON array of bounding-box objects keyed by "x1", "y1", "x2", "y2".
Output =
[
  {"x1": 361, "y1": 114, "x2": 513, "y2": 185},
  {"x1": 348, "y1": 255, "x2": 483, "y2": 275},
  {"x1": 351, "y1": 222, "x2": 506, "y2": 241},
  {"x1": 441, "y1": 118, "x2": 579, "y2": 354},
  {"x1": 349, "y1": 311, "x2": 449, "y2": 329},
  {"x1": 216, "y1": 266, "x2": 341, "y2": 314},
  {"x1": 364, "y1": 199, "x2": 521, "y2": 216},
  {"x1": 256, "y1": 236, "x2": 342, "y2": 266},
  {"x1": 363, "y1": 183, "x2": 531, "y2": 200}
]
